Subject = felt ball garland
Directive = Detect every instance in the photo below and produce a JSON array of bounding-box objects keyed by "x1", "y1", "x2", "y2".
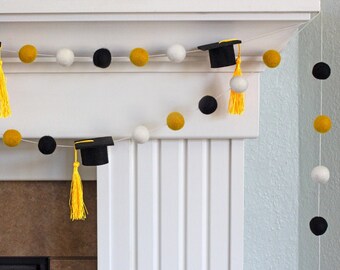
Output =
[
  {"x1": 93, "y1": 48, "x2": 112, "y2": 68},
  {"x1": 132, "y1": 125, "x2": 150, "y2": 144},
  {"x1": 314, "y1": 115, "x2": 332, "y2": 133},
  {"x1": 56, "y1": 48, "x2": 75, "y2": 67},
  {"x1": 308, "y1": 13, "x2": 332, "y2": 268},
  {"x1": 311, "y1": 165, "x2": 330, "y2": 184},
  {"x1": 199, "y1": 95, "x2": 218, "y2": 115},
  {"x1": 0, "y1": 31, "x2": 307, "y2": 223},
  {"x1": 38, "y1": 135, "x2": 57, "y2": 155},
  {"x1": 230, "y1": 76, "x2": 248, "y2": 93},
  {"x1": 263, "y1": 50, "x2": 281, "y2": 68},
  {"x1": 310, "y1": 216, "x2": 328, "y2": 236},
  {"x1": 19, "y1": 44, "x2": 37, "y2": 64},
  {"x1": 130, "y1": 48, "x2": 149, "y2": 67},
  {"x1": 312, "y1": 62, "x2": 331, "y2": 80},
  {"x1": 167, "y1": 112, "x2": 185, "y2": 131},
  {"x1": 167, "y1": 44, "x2": 186, "y2": 63},
  {"x1": 3, "y1": 129, "x2": 22, "y2": 147}
]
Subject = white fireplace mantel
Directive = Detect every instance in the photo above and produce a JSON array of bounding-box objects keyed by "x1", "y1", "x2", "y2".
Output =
[
  {"x1": 0, "y1": 1, "x2": 319, "y2": 139},
  {"x1": 0, "y1": 2, "x2": 318, "y2": 270}
]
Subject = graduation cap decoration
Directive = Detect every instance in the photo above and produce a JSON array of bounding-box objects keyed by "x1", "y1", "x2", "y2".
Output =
[
  {"x1": 70, "y1": 136, "x2": 114, "y2": 221},
  {"x1": 75, "y1": 136, "x2": 114, "y2": 166},
  {"x1": 198, "y1": 39, "x2": 242, "y2": 68}
]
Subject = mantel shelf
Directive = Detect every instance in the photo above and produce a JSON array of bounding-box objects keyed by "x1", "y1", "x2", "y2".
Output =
[
  {"x1": 0, "y1": 12, "x2": 313, "y2": 23},
  {"x1": 0, "y1": 3, "x2": 318, "y2": 139}
]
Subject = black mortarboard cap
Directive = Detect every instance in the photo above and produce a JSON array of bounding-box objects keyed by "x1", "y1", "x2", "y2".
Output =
[
  {"x1": 198, "y1": 40, "x2": 242, "y2": 68},
  {"x1": 75, "y1": 136, "x2": 114, "y2": 166}
]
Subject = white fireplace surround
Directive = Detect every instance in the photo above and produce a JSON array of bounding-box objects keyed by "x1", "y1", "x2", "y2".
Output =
[{"x1": 0, "y1": 1, "x2": 318, "y2": 269}]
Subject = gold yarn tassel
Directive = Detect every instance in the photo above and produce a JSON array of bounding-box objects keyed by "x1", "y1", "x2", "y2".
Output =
[
  {"x1": 0, "y1": 45, "x2": 11, "y2": 118},
  {"x1": 228, "y1": 44, "x2": 245, "y2": 115},
  {"x1": 70, "y1": 147, "x2": 88, "y2": 221}
]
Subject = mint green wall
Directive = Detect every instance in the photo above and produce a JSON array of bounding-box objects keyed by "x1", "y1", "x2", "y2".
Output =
[
  {"x1": 245, "y1": 37, "x2": 300, "y2": 269},
  {"x1": 245, "y1": 2, "x2": 340, "y2": 269},
  {"x1": 299, "y1": 2, "x2": 340, "y2": 269}
]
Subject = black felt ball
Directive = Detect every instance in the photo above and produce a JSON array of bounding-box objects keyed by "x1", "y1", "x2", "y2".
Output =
[
  {"x1": 309, "y1": 216, "x2": 328, "y2": 236},
  {"x1": 38, "y1": 136, "x2": 57, "y2": 155},
  {"x1": 312, "y1": 62, "x2": 331, "y2": 80},
  {"x1": 93, "y1": 48, "x2": 112, "y2": 68},
  {"x1": 199, "y1": 95, "x2": 218, "y2": 115}
]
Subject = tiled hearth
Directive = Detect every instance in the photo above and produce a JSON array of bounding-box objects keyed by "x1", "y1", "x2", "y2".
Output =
[{"x1": 0, "y1": 181, "x2": 97, "y2": 270}]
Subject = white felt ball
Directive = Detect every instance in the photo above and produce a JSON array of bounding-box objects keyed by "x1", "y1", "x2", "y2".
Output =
[
  {"x1": 56, "y1": 48, "x2": 75, "y2": 67},
  {"x1": 133, "y1": 126, "x2": 150, "y2": 144},
  {"x1": 311, "y1": 166, "x2": 330, "y2": 184},
  {"x1": 230, "y1": 76, "x2": 249, "y2": 93},
  {"x1": 167, "y1": 44, "x2": 186, "y2": 63}
]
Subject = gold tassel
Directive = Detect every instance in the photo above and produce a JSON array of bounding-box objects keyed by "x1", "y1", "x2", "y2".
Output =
[
  {"x1": 69, "y1": 147, "x2": 88, "y2": 221},
  {"x1": 228, "y1": 44, "x2": 245, "y2": 115},
  {"x1": 0, "y1": 45, "x2": 11, "y2": 118}
]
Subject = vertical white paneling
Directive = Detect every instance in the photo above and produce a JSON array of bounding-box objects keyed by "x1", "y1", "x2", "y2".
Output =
[
  {"x1": 210, "y1": 140, "x2": 230, "y2": 270},
  {"x1": 160, "y1": 140, "x2": 183, "y2": 270},
  {"x1": 137, "y1": 141, "x2": 157, "y2": 270},
  {"x1": 111, "y1": 140, "x2": 132, "y2": 270},
  {"x1": 229, "y1": 140, "x2": 244, "y2": 270},
  {"x1": 186, "y1": 140, "x2": 205, "y2": 270},
  {"x1": 98, "y1": 138, "x2": 244, "y2": 270},
  {"x1": 152, "y1": 140, "x2": 161, "y2": 270},
  {"x1": 129, "y1": 141, "x2": 137, "y2": 270},
  {"x1": 178, "y1": 140, "x2": 186, "y2": 270},
  {"x1": 201, "y1": 140, "x2": 210, "y2": 270},
  {"x1": 97, "y1": 148, "x2": 113, "y2": 270}
]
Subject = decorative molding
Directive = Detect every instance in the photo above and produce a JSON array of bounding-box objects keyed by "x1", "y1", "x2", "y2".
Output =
[
  {"x1": 0, "y1": 0, "x2": 320, "y2": 14},
  {"x1": 0, "y1": 12, "x2": 312, "y2": 23}
]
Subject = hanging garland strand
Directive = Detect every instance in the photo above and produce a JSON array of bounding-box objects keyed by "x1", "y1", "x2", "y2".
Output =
[{"x1": 310, "y1": 10, "x2": 332, "y2": 270}]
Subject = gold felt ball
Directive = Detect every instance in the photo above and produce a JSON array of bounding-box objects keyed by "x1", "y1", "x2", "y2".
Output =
[
  {"x1": 167, "y1": 112, "x2": 185, "y2": 131},
  {"x1": 314, "y1": 115, "x2": 332, "y2": 133},
  {"x1": 130, "y1": 48, "x2": 149, "y2": 67},
  {"x1": 3, "y1": 129, "x2": 22, "y2": 147},
  {"x1": 263, "y1": 50, "x2": 281, "y2": 68},
  {"x1": 19, "y1": 44, "x2": 37, "y2": 63}
]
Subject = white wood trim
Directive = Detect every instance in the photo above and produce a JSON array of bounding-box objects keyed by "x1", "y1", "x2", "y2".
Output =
[
  {"x1": 97, "y1": 151, "x2": 113, "y2": 270},
  {"x1": 229, "y1": 139, "x2": 244, "y2": 270},
  {"x1": 0, "y1": 72, "x2": 260, "y2": 139},
  {"x1": 0, "y1": 0, "x2": 320, "y2": 14},
  {"x1": 0, "y1": 12, "x2": 312, "y2": 23},
  {"x1": 97, "y1": 139, "x2": 244, "y2": 270}
]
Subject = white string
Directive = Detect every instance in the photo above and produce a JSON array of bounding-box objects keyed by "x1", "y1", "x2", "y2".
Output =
[
  {"x1": 22, "y1": 138, "x2": 74, "y2": 148},
  {"x1": 115, "y1": 136, "x2": 131, "y2": 142},
  {"x1": 317, "y1": 11, "x2": 323, "y2": 270}
]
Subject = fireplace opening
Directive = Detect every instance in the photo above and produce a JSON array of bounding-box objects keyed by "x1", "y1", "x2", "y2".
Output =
[
  {"x1": 0, "y1": 181, "x2": 97, "y2": 270},
  {"x1": 0, "y1": 257, "x2": 49, "y2": 270}
]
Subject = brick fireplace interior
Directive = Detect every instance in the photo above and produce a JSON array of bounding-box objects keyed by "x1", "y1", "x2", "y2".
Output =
[{"x1": 0, "y1": 181, "x2": 97, "y2": 270}]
